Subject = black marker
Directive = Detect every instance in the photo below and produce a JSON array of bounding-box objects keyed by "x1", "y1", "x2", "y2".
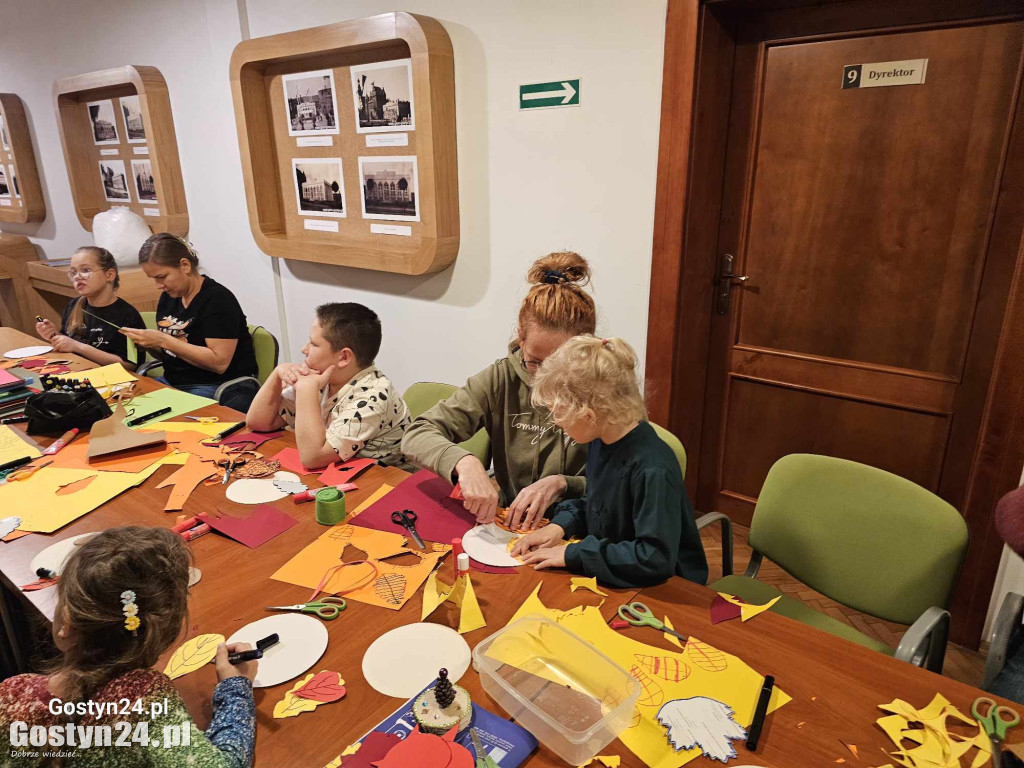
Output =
[
  {"x1": 0, "y1": 456, "x2": 33, "y2": 473},
  {"x1": 36, "y1": 567, "x2": 56, "y2": 579},
  {"x1": 229, "y1": 633, "x2": 279, "y2": 664},
  {"x1": 745, "y1": 674, "x2": 775, "y2": 751},
  {"x1": 211, "y1": 421, "x2": 245, "y2": 443},
  {"x1": 126, "y1": 407, "x2": 172, "y2": 427}
]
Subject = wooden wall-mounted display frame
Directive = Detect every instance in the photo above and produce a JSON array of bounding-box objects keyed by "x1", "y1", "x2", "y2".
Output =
[
  {"x1": 230, "y1": 13, "x2": 459, "y2": 275},
  {"x1": 53, "y1": 66, "x2": 188, "y2": 237},
  {"x1": 0, "y1": 94, "x2": 45, "y2": 224}
]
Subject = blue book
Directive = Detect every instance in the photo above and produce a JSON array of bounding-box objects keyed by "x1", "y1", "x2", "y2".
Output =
[{"x1": 359, "y1": 681, "x2": 539, "y2": 767}]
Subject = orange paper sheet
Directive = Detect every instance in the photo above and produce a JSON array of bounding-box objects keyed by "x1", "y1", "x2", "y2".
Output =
[{"x1": 156, "y1": 454, "x2": 216, "y2": 511}]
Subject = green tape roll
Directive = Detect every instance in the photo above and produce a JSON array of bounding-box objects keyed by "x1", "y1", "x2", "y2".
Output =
[{"x1": 315, "y1": 487, "x2": 347, "y2": 525}]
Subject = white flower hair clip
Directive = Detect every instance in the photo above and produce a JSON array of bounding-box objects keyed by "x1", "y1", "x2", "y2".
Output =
[{"x1": 120, "y1": 590, "x2": 141, "y2": 634}]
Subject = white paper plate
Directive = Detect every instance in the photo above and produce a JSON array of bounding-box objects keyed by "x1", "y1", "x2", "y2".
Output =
[
  {"x1": 462, "y1": 522, "x2": 522, "y2": 568},
  {"x1": 225, "y1": 471, "x2": 299, "y2": 505},
  {"x1": 188, "y1": 567, "x2": 201, "y2": 587},
  {"x1": 30, "y1": 533, "x2": 97, "y2": 577},
  {"x1": 362, "y1": 623, "x2": 471, "y2": 698},
  {"x1": 227, "y1": 613, "x2": 327, "y2": 688},
  {"x1": 4, "y1": 345, "x2": 53, "y2": 359}
]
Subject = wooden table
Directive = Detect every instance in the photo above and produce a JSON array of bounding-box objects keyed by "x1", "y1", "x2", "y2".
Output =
[{"x1": 0, "y1": 324, "x2": 1019, "y2": 767}]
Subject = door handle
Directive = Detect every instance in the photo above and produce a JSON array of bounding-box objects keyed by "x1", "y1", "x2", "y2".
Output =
[{"x1": 715, "y1": 253, "x2": 749, "y2": 315}]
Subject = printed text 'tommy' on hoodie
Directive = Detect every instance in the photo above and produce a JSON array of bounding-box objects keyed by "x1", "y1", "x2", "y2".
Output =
[{"x1": 401, "y1": 347, "x2": 587, "y2": 507}]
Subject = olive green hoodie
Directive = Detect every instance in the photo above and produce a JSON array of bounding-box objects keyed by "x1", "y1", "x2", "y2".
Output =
[{"x1": 401, "y1": 347, "x2": 587, "y2": 506}]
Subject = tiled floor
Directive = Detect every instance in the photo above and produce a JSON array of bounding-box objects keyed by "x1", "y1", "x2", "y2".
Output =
[{"x1": 699, "y1": 520, "x2": 988, "y2": 688}]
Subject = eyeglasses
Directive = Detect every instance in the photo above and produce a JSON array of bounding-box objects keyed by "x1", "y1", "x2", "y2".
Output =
[
  {"x1": 521, "y1": 357, "x2": 542, "y2": 374},
  {"x1": 67, "y1": 268, "x2": 95, "y2": 281}
]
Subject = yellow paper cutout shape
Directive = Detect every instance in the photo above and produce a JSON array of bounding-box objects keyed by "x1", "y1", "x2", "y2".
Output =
[
  {"x1": 63, "y1": 363, "x2": 137, "y2": 388},
  {"x1": 717, "y1": 592, "x2": 782, "y2": 622},
  {"x1": 422, "y1": 572, "x2": 487, "y2": 634},
  {"x1": 1, "y1": 465, "x2": 159, "y2": 533},
  {"x1": 150, "y1": 421, "x2": 239, "y2": 437},
  {"x1": 578, "y1": 757, "x2": 621, "y2": 767},
  {"x1": 164, "y1": 634, "x2": 224, "y2": 680},
  {"x1": 274, "y1": 673, "x2": 319, "y2": 719},
  {"x1": 570, "y1": 576, "x2": 608, "y2": 596},
  {"x1": 494, "y1": 585, "x2": 790, "y2": 768},
  {"x1": 349, "y1": 483, "x2": 393, "y2": 518},
  {"x1": 874, "y1": 693, "x2": 991, "y2": 768},
  {"x1": 663, "y1": 615, "x2": 683, "y2": 649},
  {"x1": 0, "y1": 425, "x2": 41, "y2": 464}
]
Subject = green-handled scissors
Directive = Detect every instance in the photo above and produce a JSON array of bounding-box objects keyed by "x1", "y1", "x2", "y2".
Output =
[
  {"x1": 265, "y1": 596, "x2": 347, "y2": 621},
  {"x1": 972, "y1": 696, "x2": 1020, "y2": 758},
  {"x1": 617, "y1": 601, "x2": 688, "y2": 645}
]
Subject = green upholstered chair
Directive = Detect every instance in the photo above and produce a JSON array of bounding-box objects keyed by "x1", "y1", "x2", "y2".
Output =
[
  {"x1": 403, "y1": 382, "x2": 491, "y2": 468},
  {"x1": 137, "y1": 314, "x2": 280, "y2": 400},
  {"x1": 709, "y1": 453, "x2": 969, "y2": 672},
  {"x1": 650, "y1": 422, "x2": 733, "y2": 579}
]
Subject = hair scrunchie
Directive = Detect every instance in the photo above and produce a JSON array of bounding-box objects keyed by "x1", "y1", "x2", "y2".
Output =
[{"x1": 543, "y1": 269, "x2": 568, "y2": 284}]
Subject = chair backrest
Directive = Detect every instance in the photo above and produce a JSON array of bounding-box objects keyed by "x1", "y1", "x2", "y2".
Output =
[
  {"x1": 650, "y1": 422, "x2": 687, "y2": 481},
  {"x1": 403, "y1": 381, "x2": 491, "y2": 468},
  {"x1": 248, "y1": 324, "x2": 279, "y2": 385},
  {"x1": 749, "y1": 454, "x2": 969, "y2": 625}
]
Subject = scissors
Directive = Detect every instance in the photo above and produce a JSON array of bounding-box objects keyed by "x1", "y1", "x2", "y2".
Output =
[
  {"x1": 265, "y1": 596, "x2": 347, "y2": 621},
  {"x1": 218, "y1": 455, "x2": 248, "y2": 484},
  {"x1": 391, "y1": 509, "x2": 425, "y2": 549},
  {"x1": 617, "y1": 602, "x2": 689, "y2": 645},
  {"x1": 6, "y1": 459, "x2": 54, "y2": 482},
  {"x1": 184, "y1": 415, "x2": 220, "y2": 423},
  {"x1": 972, "y1": 696, "x2": 1020, "y2": 759}
]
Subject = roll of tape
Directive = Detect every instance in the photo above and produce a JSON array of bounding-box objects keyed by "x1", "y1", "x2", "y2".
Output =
[{"x1": 315, "y1": 487, "x2": 347, "y2": 525}]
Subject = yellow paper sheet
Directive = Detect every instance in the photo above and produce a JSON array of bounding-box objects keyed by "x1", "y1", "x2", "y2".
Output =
[
  {"x1": 493, "y1": 585, "x2": 791, "y2": 768},
  {"x1": 1, "y1": 465, "x2": 161, "y2": 533},
  {"x1": 570, "y1": 576, "x2": 608, "y2": 596},
  {"x1": 663, "y1": 615, "x2": 683, "y2": 649},
  {"x1": 349, "y1": 484, "x2": 393, "y2": 518},
  {"x1": 579, "y1": 757, "x2": 621, "y2": 767},
  {"x1": 718, "y1": 592, "x2": 782, "y2": 622},
  {"x1": 63, "y1": 363, "x2": 138, "y2": 388},
  {"x1": 0, "y1": 425, "x2": 41, "y2": 464},
  {"x1": 421, "y1": 572, "x2": 487, "y2": 634}
]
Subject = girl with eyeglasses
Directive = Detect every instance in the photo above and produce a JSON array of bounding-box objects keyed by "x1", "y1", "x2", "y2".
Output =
[
  {"x1": 34, "y1": 246, "x2": 146, "y2": 369},
  {"x1": 403, "y1": 252, "x2": 596, "y2": 531}
]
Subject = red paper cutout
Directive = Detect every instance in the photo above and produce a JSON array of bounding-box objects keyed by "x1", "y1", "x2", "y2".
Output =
[
  {"x1": 342, "y1": 732, "x2": 402, "y2": 768},
  {"x1": 372, "y1": 726, "x2": 473, "y2": 768},
  {"x1": 19, "y1": 358, "x2": 49, "y2": 369},
  {"x1": 21, "y1": 577, "x2": 58, "y2": 591},
  {"x1": 319, "y1": 457, "x2": 376, "y2": 487},
  {"x1": 294, "y1": 670, "x2": 346, "y2": 703},
  {"x1": 710, "y1": 594, "x2": 744, "y2": 624},
  {"x1": 450, "y1": 482, "x2": 464, "y2": 501},
  {"x1": 271, "y1": 447, "x2": 327, "y2": 475},
  {"x1": 198, "y1": 505, "x2": 297, "y2": 549}
]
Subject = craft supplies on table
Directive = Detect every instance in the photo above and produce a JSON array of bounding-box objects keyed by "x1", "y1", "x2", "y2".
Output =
[
  {"x1": 227, "y1": 613, "x2": 328, "y2": 688},
  {"x1": 265, "y1": 596, "x2": 347, "y2": 621},
  {"x1": 617, "y1": 601, "x2": 689, "y2": 645},
  {"x1": 315, "y1": 486, "x2": 347, "y2": 525}
]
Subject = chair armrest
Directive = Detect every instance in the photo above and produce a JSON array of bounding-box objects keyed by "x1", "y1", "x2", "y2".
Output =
[
  {"x1": 136, "y1": 360, "x2": 163, "y2": 378},
  {"x1": 984, "y1": 592, "x2": 1024, "y2": 690},
  {"x1": 695, "y1": 511, "x2": 733, "y2": 578},
  {"x1": 214, "y1": 375, "x2": 258, "y2": 402},
  {"x1": 895, "y1": 606, "x2": 950, "y2": 673}
]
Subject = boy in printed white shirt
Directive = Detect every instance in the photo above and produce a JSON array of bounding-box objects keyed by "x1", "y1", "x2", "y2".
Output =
[{"x1": 246, "y1": 303, "x2": 411, "y2": 469}]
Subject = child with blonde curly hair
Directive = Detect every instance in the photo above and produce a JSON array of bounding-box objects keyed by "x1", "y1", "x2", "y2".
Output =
[{"x1": 511, "y1": 336, "x2": 708, "y2": 588}]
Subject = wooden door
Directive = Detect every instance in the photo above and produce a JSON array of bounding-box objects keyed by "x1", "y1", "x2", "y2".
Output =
[{"x1": 697, "y1": 18, "x2": 1024, "y2": 526}]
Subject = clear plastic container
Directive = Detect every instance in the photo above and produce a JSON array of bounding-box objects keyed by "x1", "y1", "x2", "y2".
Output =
[{"x1": 472, "y1": 614, "x2": 640, "y2": 765}]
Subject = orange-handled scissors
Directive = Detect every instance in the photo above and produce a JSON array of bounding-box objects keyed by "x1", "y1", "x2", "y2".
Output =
[{"x1": 6, "y1": 459, "x2": 54, "y2": 482}]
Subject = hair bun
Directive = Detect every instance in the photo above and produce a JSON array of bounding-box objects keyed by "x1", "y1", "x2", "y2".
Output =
[{"x1": 527, "y1": 251, "x2": 591, "y2": 288}]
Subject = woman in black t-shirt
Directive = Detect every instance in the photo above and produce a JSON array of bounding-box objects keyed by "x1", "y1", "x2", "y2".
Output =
[
  {"x1": 35, "y1": 247, "x2": 145, "y2": 369},
  {"x1": 123, "y1": 234, "x2": 258, "y2": 409}
]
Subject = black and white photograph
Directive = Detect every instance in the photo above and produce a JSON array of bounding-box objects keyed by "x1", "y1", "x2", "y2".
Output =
[
  {"x1": 351, "y1": 59, "x2": 415, "y2": 133},
  {"x1": 293, "y1": 158, "x2": 346, "y2": 218},
  {"x1": 9, "y1": 165, "x2": 19, "y2": 198},
  {"x1": 358, "y1": 156, "x2": 419, "y2": 221},
  {"x1": 119, "y1": 95, "x2": 146, "y2": 143},
  {"x1": 87, "y1": 99, "x2": 120, "y2": 145},
  {"x1": 0, "y1": 116, "x2": 9, "y2": 151},
  {"x1": 131, "y1": 158, "x2": 157, "y2": 202},
  {"x1": 98, "y1": 160, "x2": 130, "y2": 202},
  {"x1": 0, "y1": 165, "x2": 9, "y2": 197},
  {"x1": 283, "y1": 69, "x2": 339, "y2": 136}
]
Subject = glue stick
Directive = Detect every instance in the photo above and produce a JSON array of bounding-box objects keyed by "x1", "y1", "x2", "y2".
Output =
[
  {"x1": 452, "y1": 537, "x2": 464, "y2": 580},
  {"x1": 457, "y1": 553, "x2": 470, "y2": 576}
]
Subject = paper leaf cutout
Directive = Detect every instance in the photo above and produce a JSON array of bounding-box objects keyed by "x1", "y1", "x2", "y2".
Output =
[
  {"x1": 656, "y1": 697, "x2": 747, "y2": 762},
  {"x1": 294, "y1": 670, "x2": 347, "y2": 703},
  {"x1": 373, "y1": 574, "x2": 407, "y2": 606},
  {"x1": 710, "y1": 594, "x2": 743, "y2": 624},
  {"x1": 164, "y1": 634, "x2": 224, "y2": 680},
  {"x1": 274, "y1": 674, "x2": 320, "y2": 719},
  {"x1": 630, "y1": 664, "x2": 665, "y2": 710},
  {"x1": 570, "y1": 576, "x2": 608, "y2": 596},
  {"x1": 372, "y1": 726, "x2": 474, "y2": 768},
  {"x1": 341, "y1": 732, "x2": 401, "y2": 767},
  {"x1": 633, "y1": 654, "x2": 690, "y2": 683},
  {"x1": 86, "y1": 403, "x2": 166, "y2": 458},
  {"x1": 686, "y1": 639, "x2": 729, "y2": 672}
]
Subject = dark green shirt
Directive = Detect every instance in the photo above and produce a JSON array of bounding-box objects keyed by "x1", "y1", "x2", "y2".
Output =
[{"x1": 553, "y1": 421, "x2": 708, "y2": 589}]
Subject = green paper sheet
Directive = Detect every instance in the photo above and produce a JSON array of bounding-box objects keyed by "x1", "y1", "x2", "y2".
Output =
[{"x1": 124, "y1": 389, "x2": 217, "y2": 427}]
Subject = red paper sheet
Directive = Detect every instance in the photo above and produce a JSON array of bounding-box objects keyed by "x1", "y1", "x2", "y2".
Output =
[
  {"x1": 710, "y1": 594, "x2": 743, "y2": 624},
  {"x1": 270, "y1": 447, "x2": 326, "y2": 475},
  {"x1": 220, "y1": 430, "x2": 284, "y2": 449},
  {"x1": 198, "y1": 505, "x2": 298, "y2": 549},
  {"x1": 319, "y1": 457, "x2": 376, "y2": 486},
  {"x1": 350, "y1": 469, "x2": 477, "y2": 544}
]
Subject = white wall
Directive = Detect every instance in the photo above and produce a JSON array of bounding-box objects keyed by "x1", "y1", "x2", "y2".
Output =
[{"x1": 0, "y1": 0, "x2": 668, "y2": 391}]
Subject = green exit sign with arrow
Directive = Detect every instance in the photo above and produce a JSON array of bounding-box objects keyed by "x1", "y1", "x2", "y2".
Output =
[{"x1": 519, "y1": 79, "x2": 580, "y2": 110}]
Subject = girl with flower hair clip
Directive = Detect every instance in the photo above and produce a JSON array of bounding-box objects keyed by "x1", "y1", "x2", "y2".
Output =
[
  {"x1": 0, "y1": 526, "x2": 259, "y2": 767},
  {"x1": 511, "y1": 335, "x2": 709, "y2": 589}
]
